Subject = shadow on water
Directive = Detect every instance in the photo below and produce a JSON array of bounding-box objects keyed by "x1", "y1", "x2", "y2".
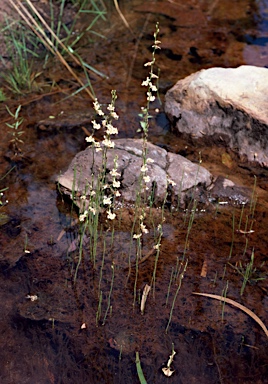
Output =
[{"x1": 0, "y1": 0, "x2": 268, "y2": 383}]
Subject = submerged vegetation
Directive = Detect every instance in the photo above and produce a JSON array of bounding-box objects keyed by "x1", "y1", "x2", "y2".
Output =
[
  {"x1": 56, "y1": 22, "x2": 267, "y2": 382},
  {"x1": 0, "y1": 2, "x2": 267, "y2": 383}
]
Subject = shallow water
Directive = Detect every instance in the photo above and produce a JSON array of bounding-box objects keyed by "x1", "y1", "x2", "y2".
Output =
[{"x1": 0, "y1": 1, "x2": 268, "y2": 383}]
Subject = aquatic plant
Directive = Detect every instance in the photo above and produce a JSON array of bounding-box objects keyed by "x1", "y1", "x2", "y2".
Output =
[
  {"x1": 135, "y1": 352, "x2": 148, "y2": 384},
  {"x1": 221, "y1": 280, "x2": 229, "y2": 321},
  {"x1": 76, "y1": 90, "x2": 120, "y2": 265},
  {"x1": 5, "y1": 105, "x2": 24, "y2": 153},
  {"x1": 165, "y1": 259, "x2": 188, "y2": 333},
  {"x1": 63, "y1": 24, "x2": 170, "y2": 329},
  {"x1": 228, "y1": 249, "x2": 265, "y2": 296},
  {"x1": 162, "y1": 343, "x2": 176, "y2": 377}
]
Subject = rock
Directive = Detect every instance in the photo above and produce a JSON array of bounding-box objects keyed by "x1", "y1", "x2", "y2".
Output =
[
  {"x1": 57, "y1": 138, "x2": 212, "y2": 206},
  {"x1": 208, "y1": 176, "x2": 250, "y2": 205},
  {"x1": 165, "y1": 65, "x2": 268, "y2": 166}
]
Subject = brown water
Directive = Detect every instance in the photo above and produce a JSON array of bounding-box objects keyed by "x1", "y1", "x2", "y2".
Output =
[{"x1": 0, "y1": 1, "x2": 268, "y2": 383}]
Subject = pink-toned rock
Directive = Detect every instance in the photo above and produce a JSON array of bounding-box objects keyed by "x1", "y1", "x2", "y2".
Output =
[{"x1": 165, "y1": 66, "x2": 268, "y2": 166}]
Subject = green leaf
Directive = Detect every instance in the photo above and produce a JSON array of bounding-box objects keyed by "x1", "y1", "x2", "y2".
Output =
[{"x1": 139, "y1": 121, "x2": 147, "y2": 130}]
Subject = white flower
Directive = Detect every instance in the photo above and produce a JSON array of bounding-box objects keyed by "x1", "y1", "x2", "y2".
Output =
[
  {"x1": 111, "y1": 111, "x2": 119, "y2": 120},
  {"x1": 147, "y1": 158, "x2": 154, "y2": 163},
  {"x1": 79, "y1": 210, "x2": 88, "y2": 221},
  {"x1": 151, "y1": 73, "x2": 159, "y2": 79},
  {"x1": 115, "y1": 191, "x2": 121, "y2": 197},
  {"x1": 80, "y1": 195, "x2": 86, "y2": 200},
  {"x1": 144, "y1": 60, "x2": 154, "y2": 67},
  {"x1": 92, "y1": 120, "x2": 101, "y2": 130},
  {"x1": 103, "y1": 196, "x2": 112, "y2": 205},
  {"x1": 143, "y1": 175, "x2": 150, "y2": 183},
  {"x1": 133, "y1": 233, "x2": 142, "y2": 239},
  {"x1": 96, "y1": 109, "x2": 104, "y2": 116},
  {"x1": 89, "y1": 207, "x2": 96, "y2": 215},
  {"x1": 106, "y1": 124, "x2": 118, "y2": 135},
  {"x1": 103, "y1": 138, "x2": 115, "y2": 148},
  {"x1": 113, "y1": 180, "x2": 120, "y2": 188},
  {"x1": 140, "y1": 165, "x2": 148, "y2": 172},
  {"x1": 150, "y1": 84, "x2": 157, "y2": 92},
  {"x1": 107, "y1": 210, "x2": 116, "y2": 220},
  {"x1": 162, "y1": 367, "x2": 174, "y2": 377},
  {"x1": 147, "y1": 92, "x2": 155, "y2": 102},
  {"x1": 26, "y1": 294, "x2": 38, "y2": 302},
  {"x1": 152, "y1": 40, "x2": 161, "y2": 49},
  {"x1": 154, "y1": 244, "x2": 161, "y2": 250},
  {"x1": 93, "y1": 100, "x2": 104, "y2": 116},
  {"x1": 85, "y1": 135, "x2": 95, "y2": 143},
  {"x1": 110, "y1": 169, "x2": 120, "y2": 177},
  {"x1": 107, "y1": 104, "x2": 115, "y2": 112},
  {"x1": 96, "y1": 147, "x2": 102, "y2": 152},
  {"x1": 141, "y1": 77, "x2": 150, "y2": 86},
  {"x1": 167, "y1": 178, "x2": 176, "y2": 187},
  {"x1": 140, "y1": 223, "x2": 149, "y2": 234}
]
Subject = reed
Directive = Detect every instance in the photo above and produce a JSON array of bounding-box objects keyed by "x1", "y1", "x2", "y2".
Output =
[
  {"x1": 5, "y1": 105, "x2": 24, "y2": 154},
  {"x1": 228, "y1": 249, "x2": 265, "y2": 296},
  {"x1": 102, "y1": 262, "x2": 115, "y2": 325},
  {"x1": 221, "y1": 280, "x2": 229, "y2": 321},
  {"x1": 165, "y1": 260, "x2": 188, "y2": 333}
]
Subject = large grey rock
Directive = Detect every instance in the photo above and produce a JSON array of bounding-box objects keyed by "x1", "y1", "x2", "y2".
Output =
[
  {"x1": 57, "y1": 138, "x2": 212, "y2": 206},
  {"x1": 165, "y1": 66, "x2": 268, "y2": 166}
]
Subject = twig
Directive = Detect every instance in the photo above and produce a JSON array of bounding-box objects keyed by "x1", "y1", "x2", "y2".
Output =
[{"x1": 192, "y1": 292, "x2": 268, "y2": 338}]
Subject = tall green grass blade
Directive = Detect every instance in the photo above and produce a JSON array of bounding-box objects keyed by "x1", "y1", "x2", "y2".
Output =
[{"x1": 135, "y1": 352, "x2": 147, "y2": 384}]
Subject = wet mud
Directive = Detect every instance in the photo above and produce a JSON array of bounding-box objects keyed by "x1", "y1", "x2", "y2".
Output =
[{"x1": 0, "y1": 1, "x2": 268, "y2": 383}]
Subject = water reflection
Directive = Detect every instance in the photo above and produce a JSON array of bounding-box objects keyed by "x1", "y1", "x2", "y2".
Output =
[{"x1": 243, "y1": 0, "x2": 268, "y2": 65}]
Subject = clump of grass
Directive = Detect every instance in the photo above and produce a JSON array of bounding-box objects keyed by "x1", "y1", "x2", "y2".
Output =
[
  {"x1": 1, "y1": 20, "x2": 41, "y2": 94},
  {"x1": 228, "y1": 249, "x2": 265, "y2": 296},
  {"x1": 5, "y1": 105, "x2": 24, "y2": 154},
  {"x1": 4, "y1": 0, "x2": 107, "y2": 97}
]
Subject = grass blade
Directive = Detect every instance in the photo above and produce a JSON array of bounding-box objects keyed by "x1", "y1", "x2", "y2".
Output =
[{"x1": 135, "y1": 352, "x2": 147, "y2": 384}]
